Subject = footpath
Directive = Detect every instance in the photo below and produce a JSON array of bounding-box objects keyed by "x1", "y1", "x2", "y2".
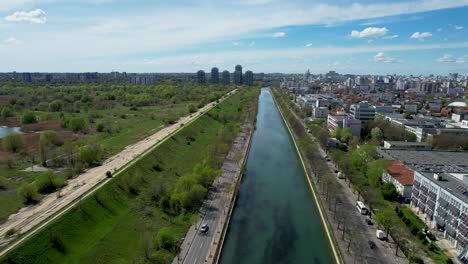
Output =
[
  {"x1": 0, "y1": 90, "x2": 237, "y2": 257},
  {"x1": 174, "y1": 113, "x2": 254, "y2": 264}
]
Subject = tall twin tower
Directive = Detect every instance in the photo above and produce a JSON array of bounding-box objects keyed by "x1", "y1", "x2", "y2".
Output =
[{"x1": 197, "y1": 65, "x2": 253, "y2": 86}]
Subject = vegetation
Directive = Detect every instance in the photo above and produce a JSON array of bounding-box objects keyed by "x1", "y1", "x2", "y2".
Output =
[
  {"x1": 0, "y1": 81, "x2": 235, "y2": 221},
  {"x1": 2, "y1": 133, "x2": 25, "y2": 153},
  {"x1": 1, "y1": 87, "x2": 258, "y2": 263}
]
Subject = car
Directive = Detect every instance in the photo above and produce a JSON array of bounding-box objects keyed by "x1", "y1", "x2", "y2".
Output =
[
  {"x1": 326, "y1": 158, "x2": 331, "y2": 162},
  {"x1": 365, "y1": 218, "x2": 373, "y2": 225},
  {"x1": 368, "y1": 240, "x2": 376, "y2": 249},
  {"x1": 200, "y1": 224, "x2": 209, "y2": 233},
  {"x1": 334, "y1": 169, "x2": 339, "y2": 173}
]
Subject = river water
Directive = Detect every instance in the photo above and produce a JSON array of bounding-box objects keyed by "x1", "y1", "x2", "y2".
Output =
[
  {"x1": 0, "y1": 127, "x2": 23, "y2": 139},
  {"x1": 219, "y1": 88, "x2": 333, "y2": 264}
]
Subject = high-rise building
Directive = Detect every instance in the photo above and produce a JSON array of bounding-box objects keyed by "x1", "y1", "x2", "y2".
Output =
[
  {"x1": 349, "y1": 101, "x2": 375, "y2": 123},
  {"x1": 211, "y1": 67, "x2": 219, "y2": 84},
  {"x1": 234, "y1": 64, "x2": 243, "y2": 85},
  {"x1": 244, "y1": 70, "x2": 253, "y2": 86},
  {"x1": 222, "y1": 70, "x2": 230, "y2": 85},
  {"x1": 197, "y1": 70, "x2": 206, "y2": 84}
]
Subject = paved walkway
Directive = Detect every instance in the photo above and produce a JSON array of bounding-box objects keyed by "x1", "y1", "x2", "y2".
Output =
[
  {"x1": 0, "y1": 90, "x2": 237, "y2": 256},
  {"x1": 173, "y1": 119, "x2": 253, "y2": 264}
]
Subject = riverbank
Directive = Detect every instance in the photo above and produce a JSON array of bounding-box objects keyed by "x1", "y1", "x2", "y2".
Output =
[{"x1": 271, "y1": 88, "x2": 343, "y2": 264}]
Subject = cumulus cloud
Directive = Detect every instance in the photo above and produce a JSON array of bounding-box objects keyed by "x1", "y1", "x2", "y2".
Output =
[
  {"x1": 351, "y1": 27, "x2": 388, "y2": 38},
  {"x1": 272, "y1": 32, "x2": 286, "y2": 38},
  {"x1": 5, "y1": 9, "x2": 46, "y2": 24},
  {"x1": 305, "y1": 43, "x2": 313, "y2": 47},
  {"x1": 437, "y1": 54, "x2": 455, "y2": 62},
  {"x1": 373, "y1": 52, "x2": 398, "y2": 63},
  {"x1": 455, "y1": 56, "x2": 465, "y2": 64},
  {"x1": 382, "y1": 35, "x2": 399, "y2": 39},
  {"x1": 454, "y1": 25, "x2": 464, "y2": 30},
  {"x1": 410, "y1": 32, "x2": 432, "y2": 40},
  {"x1": 4, "y1": 37, "x2": 21, "y2": 44}
]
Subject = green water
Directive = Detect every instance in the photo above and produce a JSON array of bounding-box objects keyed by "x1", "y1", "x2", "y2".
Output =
[{"x1": 219, "y1": 88, "x2": 333, "y2": 264}]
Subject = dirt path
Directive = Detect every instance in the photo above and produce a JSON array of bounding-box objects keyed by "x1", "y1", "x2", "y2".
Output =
[{"x1": 0, "y1": 90, "x2": 236, "y2": 256}]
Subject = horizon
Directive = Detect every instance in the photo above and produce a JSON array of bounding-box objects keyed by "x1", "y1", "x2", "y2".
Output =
[{"x1": 0, "y1": 1, "x2": 467, "y2": 75}]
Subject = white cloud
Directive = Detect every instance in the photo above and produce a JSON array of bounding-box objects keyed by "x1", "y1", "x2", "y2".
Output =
[
  {"x1": 382, "y1": 34, "x2": 399, "y2": 39},
  {"x1": 351, "y1": 27, "x2": 388, "y2": 38},
  {"x1": 455, "y1": 56, "x2": 465, "y2": 64},
  {"x1": 4, "y1": 37, "x2": 21, "y2": 44},
  {"x1": 454, "y1": 25, "x2": 464, "y2": 30},
  {"x1": 437, "y1": 27, "x2": 443, "y2": 32},
  {"x1": 232, "y1": 41, "x2": 241, "y2": 46},
  {"x1": 272, "y1": 32, "x2": 286, "y2": 38},
  {"x1": 305, "y1": 43, "x2": 313, "y2": 47},
  {"x1": 410, "y1": 31, "x2": 432, "y2": 40},
  {"x1": 248, "y1": 41, "x2": 255, "y2": 47},
  {"x1": 373, "y1": 52, "x2": 398, "y2": 63},
  {"x1": 5, "y1": 9, "x2": 46, "y2": 24},
  {"x1": 437, "y1": 54, "x2": 455, "y2": 62}
]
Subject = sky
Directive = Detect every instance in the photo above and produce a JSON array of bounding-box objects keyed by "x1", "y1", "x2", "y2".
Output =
[{"x1": 0, "y1": 0, "x2": 467, "y2": 75}]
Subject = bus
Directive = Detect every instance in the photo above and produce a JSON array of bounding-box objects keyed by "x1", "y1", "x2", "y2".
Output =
[{"x1": 356, "y1": 201, "x2": 368, "y2": 215}]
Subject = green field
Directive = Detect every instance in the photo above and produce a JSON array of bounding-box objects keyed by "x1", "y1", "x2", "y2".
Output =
[{"x1": 1, "y1": 88, "x2": 258, "y2": 264}]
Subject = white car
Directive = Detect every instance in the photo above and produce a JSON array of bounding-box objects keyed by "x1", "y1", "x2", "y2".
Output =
[{"x1": 200, "y1": 224, "x2": 209, "y2": 233}]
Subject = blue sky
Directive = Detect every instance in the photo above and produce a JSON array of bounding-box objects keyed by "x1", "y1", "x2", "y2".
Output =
[{"x1": 0, "y1": 0, "x2": 467, "y2": 75}]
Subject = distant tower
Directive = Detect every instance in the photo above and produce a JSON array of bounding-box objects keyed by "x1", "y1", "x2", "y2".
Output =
[
  {"x1": 197, "y1": 70, "x2": 206, "y2": 84},
  {"x1": 211, "y1": 67, "x2": 219, "y2": 84},
  {"x1": 222, "y1": 70, "x2": 230, "y2": 85},
  {"x1": 234, "y1": 65, "x2": 243, "y2": 85},
  {"x1": 303, "y1": 69, "x2": 311, "y2": 82},
  {"x1": 245, "y1": 70, "x2": 253, "y2": 86}
]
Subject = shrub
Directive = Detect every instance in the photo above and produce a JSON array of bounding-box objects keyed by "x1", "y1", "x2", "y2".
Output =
[
  {"x1": 40, "y1": 130, "x2": 62, "y2": 146},
  {"x1": 409, "y1": 256, "x2": 424, "y2": 264},
  {"x1": 35, "y1": 173, "x2": 67, "y2": 194},
  {"x1": 79, "y1": 144, "x2": 102, "y2": 166},
  {"x1": 155, "y1": 227, "x2": 176, "y2": 252},
  {"x1": 187, "y1": 103, "x2": 197, "y2": 113},
  {"x1": 1, "y1": 106, "x2": 13, "y2": 120},
  {"x1": 2, "y1": 133, "x2": 25, "y2": 153},
  {"x1": 410, "y1": 226, "x2": 419, "y2": 236},
  {"x1": 68, "y1": 117, "x2": 86, "y2": 132},
  {"x1": 37, "y1": 102, "x2": 49, "y2": 111},
  {"x1": 18, "y1": 183, "x2": 40, "y2": 205},
  {"x1": 21, "y1": 111, "x2": 37, "y2": 124},
  {"x1": 49, "y1": 100, "x2": 64, "y2": 112},
  {"x1": 5, "y1": 228, "x2": 16, "y2": 237},
  {"x1": 106, "y1": 171, "x2": 112, "y2": 178},
  {"x1": 428, "y1": 242, "x2": 438, "y2": 252},
  {"x1": 416, "y1": 231, "x2": 426, "y2": 240}
]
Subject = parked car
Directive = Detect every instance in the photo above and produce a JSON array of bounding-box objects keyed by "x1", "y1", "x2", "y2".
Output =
[
  {"x1": 368, "y1": 240, "x2": 376, "y2": 249},
  {"x1": 376, "y1": 230, "x2": 386, "y2": 240},
  {"x1": 334, "y1": 169, "x2": 339, "y2": 173},
  {"x1": 200, "y1": 224, "x2": 209, "y2": 233}
]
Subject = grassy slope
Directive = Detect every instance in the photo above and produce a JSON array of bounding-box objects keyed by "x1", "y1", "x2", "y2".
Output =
[{"x1": 1, "y1": 88, "x2": 255, "y2": 264}]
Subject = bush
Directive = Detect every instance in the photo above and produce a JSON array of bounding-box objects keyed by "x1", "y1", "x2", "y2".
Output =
[
  {"x1": 416, "y1": 231, "x2": 426, "y2": 240},
  {"x1": 410, "y1": 225, "x2": 419, "y2": 236},
  {"x1": 187, "y1": 103, "x2": 197, "y2": 113},
  {"x1": 79, "y1": 144, "x2": 102, "y2": 166},
  {"x1": 409, "y1": 256, "x2": 424, "y2": 264},
  {"x1": 21, "y1": 111, "x2": 37, "y2": 124},
  {"x1": 106, "y1": 171, "x2": 112, "y2": 178},
  {"x1": 155, "y1": 227, "x2": 176, "y2": 252},
  {"x1": 1, "y1": 106, "x2": 13, "y2": 120},
  {"x1": 35, "y1": 173, "x2": 67, "y2": 194},
  {"x1": 18, "y1": 183, "x2": 40, "y2": 205},
  {"x1": 49, "y1": 100, "x2": 64, "y2": 112},
  {"x1": 5, "y1": 228, "x2": 16, "y2": 237},
  {"x1": 37, "y1": 102, "x2": 49, "y2": 111},
  {"x1": 2, "y1": 133, "x2": 25, "y2": 153},
  {"x1": 68, "y1": 117, "x2": 86, "y2": 132}
]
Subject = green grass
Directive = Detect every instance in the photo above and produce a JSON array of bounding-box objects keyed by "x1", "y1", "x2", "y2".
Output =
[
  {"x1": 1, "y1": 88, "x2": 257, "y2": 264},
  {"x1": 400, "y1": 207, "x2": 425, "y2": 230}
]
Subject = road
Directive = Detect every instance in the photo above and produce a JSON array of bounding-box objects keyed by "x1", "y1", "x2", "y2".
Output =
[
  {"x1": 0, "y1": 89, "x2": 237, "y2": 257},
  {"x1": 175, "y1": 123, "x2": 252, "y2": 264}
]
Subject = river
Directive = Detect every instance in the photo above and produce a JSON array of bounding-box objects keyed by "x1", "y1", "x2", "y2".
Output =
[{"x1": 219, "y1": 88, "x2": 333, "y2": 264}]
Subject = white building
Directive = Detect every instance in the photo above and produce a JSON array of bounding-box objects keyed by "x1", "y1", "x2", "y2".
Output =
[{"x1": 349, "y1": 101, "x2": 375, "y2": 123}]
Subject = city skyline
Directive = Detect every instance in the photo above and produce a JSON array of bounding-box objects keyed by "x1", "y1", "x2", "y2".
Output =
[{"x1": 0, "y1": 0, "x2": 467, "y2": 75}]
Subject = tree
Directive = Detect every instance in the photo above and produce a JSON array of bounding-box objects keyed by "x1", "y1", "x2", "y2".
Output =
[
  {"x1": 375, "y1": 207, "x2": 399, "y2": 237},
  {"x1": 68, "y1": 117, "x2": 86, "y2": 132},
  {"x1": 21, "y1": 111, "x2": 37, "y2": 124},
  {"x1": 18, "y1": 183, "x2": 40, "y2": 204},
  {"x1": 79, "y1": 144, "x2": 102, "y2": 166},
  {"x1": 371, "y1": 127, "x2": 383, "y2": 144},
  {"x1": 2, "y1": 133, "x2": 25, "y2": 153},
  {"x1": 187, "y1": 103, "x2": 197, "y2": 113},
  {"x1": 381, "y1": 182, "x2": 400, "y2": 202},
  {"x1": 303, "y1": 105, "x2": 313, "y2": 117},
  {"x1": 155, "y1": 227, "x2": 176, "y2": 252},
  {"x1": 1, "y1": 106, "x2": 13, "y2": 120},
  {"x1": 37, "y1": 102, "x2": 49, "y2": 111},
  {"x1": 39, "y1": 130, "x2": 62, "y2": 166},
  {"x1": 48, "y1": 100, "x2": 64, "y2": 112},
  {"x1": 403, "y1": 111, "x2": 413, "y2": 119},
  {"x1": 349, "y1": 136, "x2": 360, "y2": 149},
  {"x1": 340, "y1": 128, "x2": 353, "y2": 143},
  {"x1": 331, "y1": 127, "x2": 342, "y2": 139}
]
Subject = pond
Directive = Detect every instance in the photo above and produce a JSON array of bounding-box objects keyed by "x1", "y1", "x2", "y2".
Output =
[{"x1": 0, "y1": 127, "x2": 23, "y2": 139}]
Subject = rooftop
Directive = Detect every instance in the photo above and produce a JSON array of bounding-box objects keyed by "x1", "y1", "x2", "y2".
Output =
[
  {"x1": 377, "y1": 149, "x2": 468, "y2": 173},
  {"x1": 387, "y1": 160, "x2": 414, "y2": 186},
  {"x1": 418, "y1": 172, "x2": 468, "y2": 204},
  {"x1": 384, "y1": 141, "x2": 430, "y2": 147}
]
